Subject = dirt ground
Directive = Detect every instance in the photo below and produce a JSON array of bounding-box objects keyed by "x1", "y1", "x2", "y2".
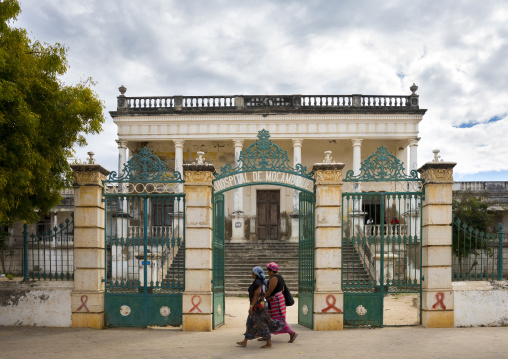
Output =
[
  {"x1": 383, "y1": 293, "x2": 419, "y2": 326},
  {"x1": 2, "y1": 295, "x2": 508, "y2": 359},
  {"x1": 223, "y1": 293, "x2": 418, "y2": 331}
]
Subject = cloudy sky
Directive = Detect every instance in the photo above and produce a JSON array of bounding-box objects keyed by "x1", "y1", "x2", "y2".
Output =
[{"x1": 14, "y1": 0, "x2": 508, "y2": 180}]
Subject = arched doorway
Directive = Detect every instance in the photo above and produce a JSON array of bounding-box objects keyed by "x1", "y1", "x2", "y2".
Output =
[{"x1": 211, "y1": 130, "x2": 316, "y2": 329}]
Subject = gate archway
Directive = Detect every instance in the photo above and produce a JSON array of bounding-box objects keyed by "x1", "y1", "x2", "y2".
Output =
[
  {"x1": 341, "y1": 147, "x2": 424, "y2": 327},
  {"x1": 211, "y1": 129, "x2": 316, "y2": 329},
  {"x1": 103, "y1": 148, "x2": 185, "y2": 327}
]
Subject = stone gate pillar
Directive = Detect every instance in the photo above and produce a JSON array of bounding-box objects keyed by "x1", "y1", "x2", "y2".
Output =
[
  {"x1": 418, "y1": 159, "x2": 456, "y2": 328},
  {"x1": 312, "y1": 162, "x2": 345, "y2": 330},
  {"x1": 182, "y1": 163, "x2": 215, "y2": 331},
  {"x1": 70, "y1": 161, "x2": 110, "y2": 329}
]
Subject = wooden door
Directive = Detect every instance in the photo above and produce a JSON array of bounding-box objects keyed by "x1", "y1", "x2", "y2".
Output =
[{"x1": 256, "y1": 190, "x2": 280, "y2": 240}]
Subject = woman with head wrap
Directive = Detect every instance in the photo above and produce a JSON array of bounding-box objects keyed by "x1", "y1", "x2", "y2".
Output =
[
  {"x1": 264, "y1": 262, "x2": 297, "y2": 343},
  {"x1": 236, "y1": 266, "x2": 283, "y2": 349}
]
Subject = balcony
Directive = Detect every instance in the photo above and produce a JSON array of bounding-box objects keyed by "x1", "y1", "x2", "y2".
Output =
[{"x1": 111, "y1": 86, "x2": 426, "y2": 117}]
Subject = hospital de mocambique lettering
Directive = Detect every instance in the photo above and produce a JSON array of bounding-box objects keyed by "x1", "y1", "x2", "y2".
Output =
[{"x1": 214, "y1": 171, "x2": 313, "y2": 193}]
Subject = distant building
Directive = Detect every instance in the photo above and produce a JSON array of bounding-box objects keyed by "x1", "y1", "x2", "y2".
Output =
[{"x1": 453, "y1": 181, "x2": 508, "y2": 231}]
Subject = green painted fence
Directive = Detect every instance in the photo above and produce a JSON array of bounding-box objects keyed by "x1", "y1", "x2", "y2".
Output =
[
  {"x1": 23, "y1": 214, "x2": 74, "y2": 281},
  {"x1": 452, "y1": 217, "x2": 504, "y2": 281}
]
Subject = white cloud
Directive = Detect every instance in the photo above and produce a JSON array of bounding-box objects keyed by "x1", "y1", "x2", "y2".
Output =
[{"x1": 14, "y1": 0, "x2": 508, "y2": 178}]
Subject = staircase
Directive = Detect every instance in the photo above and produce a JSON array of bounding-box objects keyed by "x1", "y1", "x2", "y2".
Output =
[
  {"x1": 224, "y1": 241, "x2": 299, "y2": 296},
  {"x1": 342, "y1": 242, "x2": 373, "y2": 283},
  {"x1": 162, "y1": 246, "x2": 185, "y2": 288}
]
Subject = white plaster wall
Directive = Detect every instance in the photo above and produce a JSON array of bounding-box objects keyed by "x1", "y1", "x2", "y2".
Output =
[
  {"x1": 1, "y1": 248, "x2": 23, "y2": 275},
  {"x1": 453, "y1": 281, "x2": 508, "y2": 327},
  {"x1": 0, "y1": 281, "x2": 73, "y2": 327}
]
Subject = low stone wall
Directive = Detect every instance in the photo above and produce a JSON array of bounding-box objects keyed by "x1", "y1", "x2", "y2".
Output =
[
  {"x1": 0, "y1": 279, "x2": 73, "y2": 327},
  {"x1": 453, "y1": 281, "x2": 508, "y2": 327}
]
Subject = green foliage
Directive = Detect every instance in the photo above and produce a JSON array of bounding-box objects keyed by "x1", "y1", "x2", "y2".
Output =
[
  {"x1": 0, "y1": 0, "x2": 105, "y2": 225},
  {"x1": 453, "y1": 190, "x2": 495, "y2": 234},
  {"x1": 452, "y1": 190, "x2": 495, "y2": 261}
]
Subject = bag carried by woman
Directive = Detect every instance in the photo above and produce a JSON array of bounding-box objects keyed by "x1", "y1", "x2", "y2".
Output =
[{"x1": 283, "y1": 284, "x2": 294, "y2": 307}]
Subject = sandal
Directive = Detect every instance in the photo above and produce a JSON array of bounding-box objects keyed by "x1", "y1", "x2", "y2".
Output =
[{"x1": 289, "y1": 332, "x2": 298, "y2": 343}]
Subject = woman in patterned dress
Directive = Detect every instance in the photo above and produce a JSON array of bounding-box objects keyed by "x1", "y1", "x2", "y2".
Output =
[
  {"x1": 264, "y1": 262, "x2": 298, "y2": 343},
  {"x1": 236, "y1": 267, "x2": 283, "y2": 349}
]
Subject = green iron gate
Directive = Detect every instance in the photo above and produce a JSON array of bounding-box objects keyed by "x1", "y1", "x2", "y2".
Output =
[
  {"x1": 342, "y1": 147, "x2": 423, "y2": 327},
  {"x1": 212, "y1": 193, "x2": 225, "y2": 329},
  {"x1": 211, "y1": 129, "x2": 316, "y2": 329},
  {"x1": 103, "y1": 148, "x2": 185, "y2": 327},
  {"x1": 298, "y1": 191, "x2": 315, "y2": 329}
]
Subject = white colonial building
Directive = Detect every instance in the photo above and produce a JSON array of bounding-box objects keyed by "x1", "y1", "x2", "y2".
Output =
[{"x1": 109, "y1": 85, "x2": 425, "y2": 242}]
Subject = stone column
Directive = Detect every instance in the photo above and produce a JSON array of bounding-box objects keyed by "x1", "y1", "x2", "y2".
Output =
[
  {"x1": 351, "y1": 139, "x2": 362, "y2": 176},
  {"x1": 115, "y1": 139, "x2": 129, "y2": 230},
  {"x1": 231, "y1": 139, "x2": 246, "y2": 242},
  {"x1": 116, "y1": 139, "x2": 128, "y2": 175},
  {"x1": 418, "y1": 159, "x2": 456, "y2": 328},
  {"x1": 290, "y1": 139, "x2": 303, "y2": 242},
  {"x1": 312, "y1": 162, "x2": 345, "y2": 330},
  {"x1": 350, "y1": 139, "x2": 365, "y2": 226},
  {"x1": 53, "y1": 211, "x2": 58, "y2": 230},
  {"x1": 405, "y1": 137, "x2": 421, "y2": 237},
  {"x1": 70, "y1": 163, "x2": 110, "y2": 329},
  {"x1": 174, "y1": 139, "x2": 185, "y2": 193},
  {"x1": 182, "y1": 163, "x2": 215, "y2": 331},
  {"x1": 408, "y1": 137, "x2": 420, "y2": 174}
]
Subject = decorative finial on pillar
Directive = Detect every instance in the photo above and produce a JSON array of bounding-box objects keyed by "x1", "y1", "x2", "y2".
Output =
[
  {"x1": 432, "y1": 149, "x2": 444, "y2": 162},
  {"x1": 87, "y1": 151, "x2": 96, "y2": 164},
  {"x1": 323, "y1": 151, "x2": 334, "y2": 163},
  {"x1": 410, "y1": 83, "x2": 418, "y2": 95},
  {"x1": 409, "y1": 83, "x2": 419, "y2": 108},
  {"x1": 118, "y1": 85, "x2": 127, "y2": 96}
]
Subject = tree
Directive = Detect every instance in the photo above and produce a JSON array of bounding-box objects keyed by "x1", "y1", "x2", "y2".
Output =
[
  {"x1": 0, "y1": 0, "x2": 105, "y2": 225},
  {"x1": 452, "y1": 190, "x2": 497, "y2": 277}
]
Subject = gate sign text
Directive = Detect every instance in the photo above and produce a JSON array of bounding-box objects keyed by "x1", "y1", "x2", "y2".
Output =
[{"x1": 214, "y1": 171, "x2": 313, "y2": 193}]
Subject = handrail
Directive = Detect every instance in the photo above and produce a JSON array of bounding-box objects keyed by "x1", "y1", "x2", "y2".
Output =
[
  {"x1": 116, "y1": 93, "x2": 420, "y2": 111},
  {"x1": 453, "y1": 181, "x2": 508, "y2": 191},
  {"x1": 353, "y1": 224, "x2": 377, "y2": 283}
]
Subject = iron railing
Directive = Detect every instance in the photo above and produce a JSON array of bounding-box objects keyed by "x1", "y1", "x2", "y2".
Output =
[
  {"x1": 117, "y1": 94, "x2": 419, "y2": 110},
  {"x1": 452, "y1": 217, "x2": 504, "y2": 281},
  {"x1": 23, "y1": 214, "x2": 74, "y2": 281},
  {"x1": 453, "y1": 181, "x2": 508, "y2": 192},
  {"x1": 104, "y1": 195, "x2": 186, "y2": 292}
]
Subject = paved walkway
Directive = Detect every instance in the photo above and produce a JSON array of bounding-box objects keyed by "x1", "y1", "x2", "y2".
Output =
[{"x1": 1, "y1": 297, "x2": 507, "y2": 359}]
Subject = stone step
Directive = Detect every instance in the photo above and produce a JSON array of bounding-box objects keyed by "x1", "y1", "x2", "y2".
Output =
[
  {"x1": 226, "y1": 262, "x2": 297, "y2": 265},
  {"x1": 225, "y1": 263, "x2": 298, "y2": 269},
  {"x1": 224, "y1": 253, "x2": 298, "y2": 257},
  {"x1": 225, "y1": 276, "x2": 298, "y2": 281},
  {"x1": 341, "y1": 244, "x2": 372, "y2": 282},
  {"x1": 224, "y1": 241, "x2": 299, "y2": 293}
]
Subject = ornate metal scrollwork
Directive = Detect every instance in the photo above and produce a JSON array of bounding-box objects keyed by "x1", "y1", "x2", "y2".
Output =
[
  {"x1": 104, "y1": 147, "x2": 183, "y2": 194},
  {"x1": 344, "y1": 146, "x2": 421, "y2": 183},
  {"x1": 214, "y1": 129, "x2": 314, "y2": 181}
]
